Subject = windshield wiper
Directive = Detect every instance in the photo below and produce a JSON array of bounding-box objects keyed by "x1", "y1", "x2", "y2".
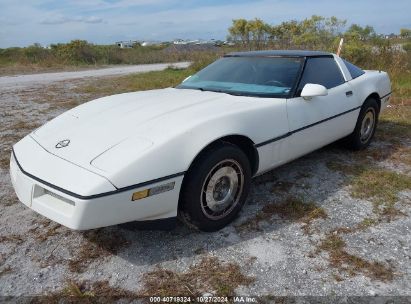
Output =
[
  {"x1": 178, "y1": 86, "x2": 272, "y2": 97},
  {"x1": 195, "y1": 87, "x2": 241, "y2": 96}
]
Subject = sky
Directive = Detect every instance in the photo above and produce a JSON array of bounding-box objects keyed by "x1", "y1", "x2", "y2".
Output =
[{"x1": 0, "y1": 0, "x2": 410, "y2": 48}]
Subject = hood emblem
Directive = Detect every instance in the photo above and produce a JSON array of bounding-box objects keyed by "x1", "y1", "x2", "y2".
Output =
[{"x1": 55, "y1": 139, "x2": 70, "y2": 149}]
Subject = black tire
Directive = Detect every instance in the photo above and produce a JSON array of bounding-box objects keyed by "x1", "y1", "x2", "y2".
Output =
[
  {"x1": 179, "y1": 143, "x2": 251, "y2": 232},
  {"x1": 344, "y1": 98, "x2": 379, "y2": 150}
]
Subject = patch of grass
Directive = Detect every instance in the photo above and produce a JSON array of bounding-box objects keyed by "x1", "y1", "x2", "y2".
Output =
[
  {"x1": 0, "y1": 120, "x2": 41, "y2": 169},
  {"x1": 264, "y1": 197, "x2": 327, "y2": 222},
  {"x1": 0, "y1": 234, "x2": 24, "y2": 245},
  {"x1": 390, "y1": 73, "x2": 411, "y2": 105},
  {"x1": 318, "y1": 234, "x2": 394, "y2": 281},
  {"x1": 2, "y1": 196, "x2": 15, "y2": 207},
  {"x1": 72, "y1": 67, "x2": 193, "y2": 102},
  {"x1": 390, "y1": 146, "x2": 411, "y2": 167},
  {"x1": 140, "y1": 256, "x2": 255, "y2": 297},
  {"x1": 331, "y1": 217, "x2": 381, "y2": 234},
  {"x1": 326, "y1": 161, "x2": 364, "y2": 176},
  {"x1": 68, "y1": 229, "x2": 130, "y2": 273},
  {"x1": 327, "y1": 159, "x2": 411, "y2": 220},
  {"x1": 29, "y1": 222, "x2": 62, "y2": 242},
  {"x1": 10, "y1": 120, "x2": 41, "y2": 132},
  {"x1": 31, "y1": 280, "x2": 138, "y2": 303},
  {"x1": 332, "y1": 273, "x2": 344, "y2": 282},
  {"x1": 377, "y1": 105, "x2": 411, "y2": 144},
  {"x1": 0, "y1": 265, "x2": 12, "y2": 277},
  {"x1": 348, "y1": 144, "x2": 411, "y2": 169},
  {"x1": 62, "y1": 281, "x2": 95, "y2": 298},
  {"x1": 351, "y1": 167, "x2": 411, "y2": 219},
  {"x1": 358, "y1": 217, "x2": 378, "y2": 229},
  {"x1": 0, "y1": 157, "x2": 10, "y2": 170},
  {"x1": 236, "y1": 196, "x2": 327, "y2": 232}
]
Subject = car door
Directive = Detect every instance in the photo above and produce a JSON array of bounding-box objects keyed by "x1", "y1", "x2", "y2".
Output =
[{"x1": 285, "y1": 56, "x2": 360, "y2": 160}]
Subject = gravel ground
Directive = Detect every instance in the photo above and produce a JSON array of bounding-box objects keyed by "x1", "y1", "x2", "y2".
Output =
[
  {"x1": 0, "y1": 69, "x2": 410, "y2": 301},
  {"x1": 0, "y1": 62, "x2": 190, "y2": 90}
]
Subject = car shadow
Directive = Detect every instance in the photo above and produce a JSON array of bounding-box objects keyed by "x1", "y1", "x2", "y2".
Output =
[{"x1": 82, "y1": 132, "x2": 406, "y2": 268}]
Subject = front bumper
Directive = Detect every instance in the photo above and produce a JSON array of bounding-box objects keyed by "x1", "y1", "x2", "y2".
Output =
[{"x1": 10, "y1": 139, "x2": 183, "y2": 230}]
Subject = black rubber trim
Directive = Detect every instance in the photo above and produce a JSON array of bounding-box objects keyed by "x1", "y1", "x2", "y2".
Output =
[
  {"x1": 254, "y1": 132, "x2": 292, "y2": 148},
  {"x1": 12, "y1": 149, "x2": 185, "y2": 200},
  {"x1": 255, "y1": 105, "x2": 362, "y2": 148},
  {"x1": 380, "y1": 91, "x2": 392, "y2": 99},
  {"x1": 120, "y1": 217, "x2": 177, "y2": 231}
]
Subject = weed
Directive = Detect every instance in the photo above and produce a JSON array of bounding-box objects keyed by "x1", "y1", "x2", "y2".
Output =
[
  {"x1": 327, "y1": 158, "x2": 411, "y2": 221},
  {"x1": 377, "y1": 105, "x2": 411, "y2": 144},
  {"x1": 68, "y1": 229, "x2": 130, "y2": 273},
  {"x1": 31, "y1": 280, "x2": 138, "y2": 303},
  {"x1": 318, "y1": 234, "x2": 394, "y2": 281},
  {"x1": 29, "y1": 222, "x2": 62, "y2": 242},
  {"x1": 0, "y1": 265, "x2": 12, "y2": 277},
  {"x1": 332, "y1": 273, "x2": 344, "y2": 282},
  {"x1": 326, "y1": 161, "x2": 365, "y2": 176},
  {"x1": 236, "y1": 196, "x2": 327, "y2": 232},
  {"x1": 351, "y1": 167, "x2": 411, "y2": 218},
  {"x1": 0, "y1": 234, "x2": 24, "y2": 245},
  {"x1": 140, "y1": 256, "x2": 255, "y2": 297},
  {"x1": 0, "y1": 157, "x2": 10, "y2": 170},
  {"x1": 332, "y1": 217, "x2": 385, "y2": 235},
  {"x1": 73, "y1": 67, "x2": 192, "y2": 101}
]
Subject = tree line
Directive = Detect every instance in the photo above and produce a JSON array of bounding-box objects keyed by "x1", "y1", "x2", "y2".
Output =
[
  {"x1": 0, "y1": 15, "x2": 410, "y2": 71},
  {"x1": 226, "y1": 16, "x2": 411, "y2": 71}
]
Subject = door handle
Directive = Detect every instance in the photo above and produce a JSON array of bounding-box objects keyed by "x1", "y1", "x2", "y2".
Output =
[{"x1": 346, "y1": 91, "x2": 353, "y2": 97}]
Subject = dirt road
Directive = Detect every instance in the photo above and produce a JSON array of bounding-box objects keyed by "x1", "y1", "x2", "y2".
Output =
[{"x1": 0, "y1": 62, "x2": 190, "y2": 90}]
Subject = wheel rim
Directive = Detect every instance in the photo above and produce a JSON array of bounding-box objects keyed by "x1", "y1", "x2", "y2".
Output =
[
  {"x1": 360, "y1": 108, "x2": 375, "y2": 143},
  {"x1": 200, "y1": 159, "x2": 244, "y2": 220}
]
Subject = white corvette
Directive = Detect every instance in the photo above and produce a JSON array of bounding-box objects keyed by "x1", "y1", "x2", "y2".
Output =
[{"x1": 10, "y1": 50, "x2": 391, "y2": 231}]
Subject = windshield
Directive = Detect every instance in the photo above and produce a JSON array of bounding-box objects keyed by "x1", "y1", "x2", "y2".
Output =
[{"x1": 176, "y1": 56, "x2": 303, "y2": 98}]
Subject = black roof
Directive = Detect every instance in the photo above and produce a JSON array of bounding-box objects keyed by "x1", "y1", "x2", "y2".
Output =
[{"x1": 225, "y1": 50, "x2": 332, "y2": 57}]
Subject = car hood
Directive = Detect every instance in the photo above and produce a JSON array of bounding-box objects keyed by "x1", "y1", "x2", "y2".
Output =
[{"x1": 31, "y1": 87, "x2": 238, "y2": 172}]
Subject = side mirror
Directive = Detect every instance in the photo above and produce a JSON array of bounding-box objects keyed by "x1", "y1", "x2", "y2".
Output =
[{"x1": 300, "y1": 83, "x2": 328, "y2": 100}]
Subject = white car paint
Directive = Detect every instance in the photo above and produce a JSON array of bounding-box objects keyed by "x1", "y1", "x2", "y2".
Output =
[{"x1": 10, "y1": 52, "x2": 391, "y2": 230}]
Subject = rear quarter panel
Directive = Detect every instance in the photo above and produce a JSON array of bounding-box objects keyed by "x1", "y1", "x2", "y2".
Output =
[{"x1": 349, "y1": 71, "x2": 391, "y2": 111}]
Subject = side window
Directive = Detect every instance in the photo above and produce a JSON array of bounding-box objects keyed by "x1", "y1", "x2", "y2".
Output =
[
  {"x1": 342, "y1": 59, "x2": 365, "y2": 79},
  {"x1": 298, "y1": 57, "x2": 345, "y2": 92}
]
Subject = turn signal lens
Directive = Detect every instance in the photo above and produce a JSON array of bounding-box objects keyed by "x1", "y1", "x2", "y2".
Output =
[
  {"x1": 131, "y1": 182, "x2": 175, "y2": 201},
  {"x1": 132, "y1": 189, "x2": 149, "y2": 201}
]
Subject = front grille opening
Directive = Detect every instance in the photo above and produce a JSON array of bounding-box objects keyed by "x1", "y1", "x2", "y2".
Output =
[{"x1": 33, "y1": 185, "x2": 75, "y2": 206}]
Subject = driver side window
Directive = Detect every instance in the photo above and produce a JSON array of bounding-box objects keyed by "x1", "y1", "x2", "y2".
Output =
[{"x1": 297, "y1": 57, "x2": 345, "y2": 93}]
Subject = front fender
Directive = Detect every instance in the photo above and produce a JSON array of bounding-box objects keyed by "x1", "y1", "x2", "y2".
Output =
[{"x1": 100, "y1": 97, "x2": 288, "y2": 188}]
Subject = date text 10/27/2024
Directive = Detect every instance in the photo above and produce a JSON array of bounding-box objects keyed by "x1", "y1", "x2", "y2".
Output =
[{"x1": 149, "y1": 296, "x2": 258, "y2": 303}]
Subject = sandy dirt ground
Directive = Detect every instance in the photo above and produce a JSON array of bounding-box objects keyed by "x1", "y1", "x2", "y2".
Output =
[
  {"x1": 0, "y1": 62, "x2": 190, "y2": 90},
  {"x1": 0, "y1": 67, "x2": 410, "y2": 301}
]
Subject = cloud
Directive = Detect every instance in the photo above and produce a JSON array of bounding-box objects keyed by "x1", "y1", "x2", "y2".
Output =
[
  {"x1": 40, "y1": 15, "x2": 104, "y2": 24},
  {"x1": 0, "y1": 0, "x2": 410, "y2": 47}
]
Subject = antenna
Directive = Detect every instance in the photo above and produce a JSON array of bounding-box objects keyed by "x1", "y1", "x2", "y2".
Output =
[{"x1": 336, "y1": 38, "x2": 344, "y2": 56}]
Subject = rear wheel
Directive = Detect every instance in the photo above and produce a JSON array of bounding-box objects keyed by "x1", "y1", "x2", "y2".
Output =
[
  {"x1": 179, "y1": 143, "x2": 251, "y2": 232},
  {"x1": 344, "y1": 98, "x2": 379, "y2": 150}
]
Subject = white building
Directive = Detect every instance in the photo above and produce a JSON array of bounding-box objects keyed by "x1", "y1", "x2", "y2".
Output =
[{"x1": 115, "y1": 41, "x2": 134, "y2": 48}]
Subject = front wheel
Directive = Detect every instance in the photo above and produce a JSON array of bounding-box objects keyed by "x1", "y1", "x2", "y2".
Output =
[
  {"x1": 179, "y1": 143, "x2": 251, "y2": 232},
  {"x1": 344, "y1": 98, "x2": 379, "y2": 150}
]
